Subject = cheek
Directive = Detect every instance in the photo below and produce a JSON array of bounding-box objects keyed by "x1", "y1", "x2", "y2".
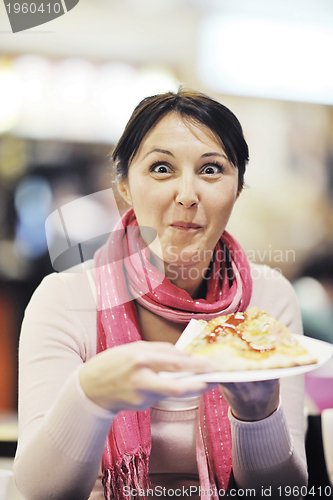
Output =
[
  {"x1": 129, "y1": 183, "x2": 168, "y2": 225},
  {"x1": 206, "y1": 186, "x2": 237, "y2": 216},
  {"x1": 133, "y1": 181, "x2": 170, "y2": 210}
]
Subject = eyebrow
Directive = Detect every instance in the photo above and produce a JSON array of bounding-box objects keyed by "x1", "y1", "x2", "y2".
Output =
[
  {"x1": 143, "y1": 148, "x2": 174, "y2": 159},
  {"x1": 142, "y1": 149, "x2": 228, "y2": 160},
  {"x1": 201, "y1": 152, "x2": 229, "y2": 160}
]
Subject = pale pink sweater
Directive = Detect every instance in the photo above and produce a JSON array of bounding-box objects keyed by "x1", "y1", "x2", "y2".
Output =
[{"x1": 14, "y1": 262, "x2": 308, "y2": 499}]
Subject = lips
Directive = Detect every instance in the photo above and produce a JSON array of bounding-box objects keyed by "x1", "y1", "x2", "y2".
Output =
[{"x1": 170, "y1": 221, "x2": 202, "y2": 230}]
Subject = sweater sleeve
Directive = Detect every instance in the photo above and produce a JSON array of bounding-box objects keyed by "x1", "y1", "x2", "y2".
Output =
[
  {"x1": 13, "y1": 270, "x2": 115, "y2": 500},
  {"x1": 230, "y1": 265, "x2": 308, "y2": 494}
]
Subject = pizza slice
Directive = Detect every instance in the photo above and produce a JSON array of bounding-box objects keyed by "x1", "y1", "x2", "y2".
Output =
[{"x1": 184, "y1": 306, "x2": 317, "y2": 371}]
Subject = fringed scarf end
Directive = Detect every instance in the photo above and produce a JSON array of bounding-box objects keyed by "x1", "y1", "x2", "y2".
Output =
[{"x1": 102, "y1": 451, "x2": 150, "y2": 500}]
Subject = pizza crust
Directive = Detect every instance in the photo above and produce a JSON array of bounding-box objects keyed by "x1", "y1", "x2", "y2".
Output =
[{"x1": 184, "y1": 306, "x2": 318, "y2": 371}]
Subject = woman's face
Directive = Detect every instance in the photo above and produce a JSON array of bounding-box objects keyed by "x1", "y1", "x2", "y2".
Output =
[{"x1": 118, "y1": 112, "x2": 239, "y2": 269}]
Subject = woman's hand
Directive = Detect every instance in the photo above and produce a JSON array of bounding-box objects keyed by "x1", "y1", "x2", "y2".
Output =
[
  {"x1": 219, "y1": 379, "x2": 280, "y2": 421},
  {"x1": 79, "y1": 341, "x2": 213, "y2": 412}
]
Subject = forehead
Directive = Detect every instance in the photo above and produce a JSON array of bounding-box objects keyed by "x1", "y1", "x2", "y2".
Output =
[{"x1": 137, "y1": 112, "x2": 225, "y2": 154}]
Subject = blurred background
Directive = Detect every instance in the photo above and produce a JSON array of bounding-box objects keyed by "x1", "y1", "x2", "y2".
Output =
[{"x1": 0, "y1": 0, "x2": 333, "y2": 494}]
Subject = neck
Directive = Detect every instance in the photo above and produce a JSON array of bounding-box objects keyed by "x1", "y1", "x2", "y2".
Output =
[
  {"x1": 148, "y1": 248, "x2": 212, "y2": 299},
  {"x1": 164, "y1": 260, "x2": 210, "y2": 299}
]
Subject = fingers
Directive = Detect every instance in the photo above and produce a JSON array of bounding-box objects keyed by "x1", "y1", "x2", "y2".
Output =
[
  {"x1": 139, "y1": 351, "x2": 212, "y2": 375},
  {"x1": 127, "y1": 341, "x2": 213, "y2": 375},
  {"x1": 220, "y1": 379, "x2": 279, "y2": 394},
  {"x1": 102, "y1": 369, "x2": 210, "y2": 413},
  {"x1": 80, "y1": 340, "x2": 214, "y2": 413},
  {"x1": 126, "y1": 372, "x2": 210, "y2": 412},
  {"x1": 219, "y1": 379, "x2": 280, "y2": 421},
  {"x1": 135, "y1": 367, "x2": 209, "y2": 398}
]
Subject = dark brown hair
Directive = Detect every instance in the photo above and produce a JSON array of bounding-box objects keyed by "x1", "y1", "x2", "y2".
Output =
[{"x1": 112, "y1": 88, "x2": 249, "y2": 191}]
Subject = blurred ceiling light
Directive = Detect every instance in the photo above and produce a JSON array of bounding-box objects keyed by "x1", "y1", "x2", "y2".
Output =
[
  {"x1": 94, "y1": 62, "x2": 138, "y2": 142},
  {"x1": 8, "y1": 55, "x2": 178, "y2": 143},
  {"x1": 132, "y1": 66, "x2": 179, "y2": 105},
  {"x1": 0, "y1": 60, "x2": 22, "y2": 133},
  {"x1": 62, "y1": 80, "x2": 88, "y2": 105},
  {"x1": 54, "y1": 58, "x2": 95, "y2": 108},
  {"x1": 197, "y1": 14, "x2": 333, "y2": 104},
  {"x1": 12, "y1": 55, "x2": 53, "y2": 139},
  {"x1": 24, "y1": 77, "x2": 45, "y2": 103},
  {"x1": 95, "y1": 64, "x2": 178, "y2": 143},
  {"x1": 13, "y1": 55, "x2": 51, "y2": 106},
  {"x1": 48, "y1": 58, "x2": 97, "y2": 141},
  {"x1": 13, "y1": 54, "x2": 51, "y2": 76}
]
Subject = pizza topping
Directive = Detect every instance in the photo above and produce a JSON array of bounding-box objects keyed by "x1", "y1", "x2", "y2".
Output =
[
  {"x1": 225, "y1": 312, "x2": 246, "y2": 328},
  {"x1": 206, "y1": 330, "x2": 218, "y2": 344},
  {"x1": 204, "y1": 310, "x2": 275, "y2": 352},
  {"x1": 183, "y1": 306, "x2": 318, "y2": 371}
]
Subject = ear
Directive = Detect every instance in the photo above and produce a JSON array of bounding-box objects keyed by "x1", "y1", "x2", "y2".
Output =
[{"x1": 117, "y1": 179, "x2": 132, "y2": 206}]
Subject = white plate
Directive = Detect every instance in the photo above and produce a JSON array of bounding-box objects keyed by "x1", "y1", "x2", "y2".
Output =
[{"x1": 159, "y1": 334, "x2": 333, "y2": 382}]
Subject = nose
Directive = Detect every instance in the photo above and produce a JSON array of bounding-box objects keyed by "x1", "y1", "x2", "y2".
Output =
[{"x1": 175, "y1": 175, "x2": 199, "y2": 209}]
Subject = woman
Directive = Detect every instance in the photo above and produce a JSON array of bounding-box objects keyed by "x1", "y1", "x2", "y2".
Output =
[{"x1": 14, "y1": 89, "x2": 307, "y2": 499}]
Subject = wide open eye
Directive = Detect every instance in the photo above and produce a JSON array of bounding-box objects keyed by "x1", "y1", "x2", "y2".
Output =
[
  {"x1": 201, "y1": 163, "x2": 224, "y2": 175},
  {"x1": 150, "y1": 162, "x2": 173, "y2": 175}
]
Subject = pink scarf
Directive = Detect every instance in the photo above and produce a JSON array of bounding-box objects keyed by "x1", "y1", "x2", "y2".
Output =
[{"x1": 94, "y1": 208, "x2": 252, "y2": 499}]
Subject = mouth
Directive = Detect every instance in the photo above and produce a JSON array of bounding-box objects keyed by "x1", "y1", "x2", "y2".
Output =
[{"x1": 170, "y1": 221, "x2": 202, "y2": 231}]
